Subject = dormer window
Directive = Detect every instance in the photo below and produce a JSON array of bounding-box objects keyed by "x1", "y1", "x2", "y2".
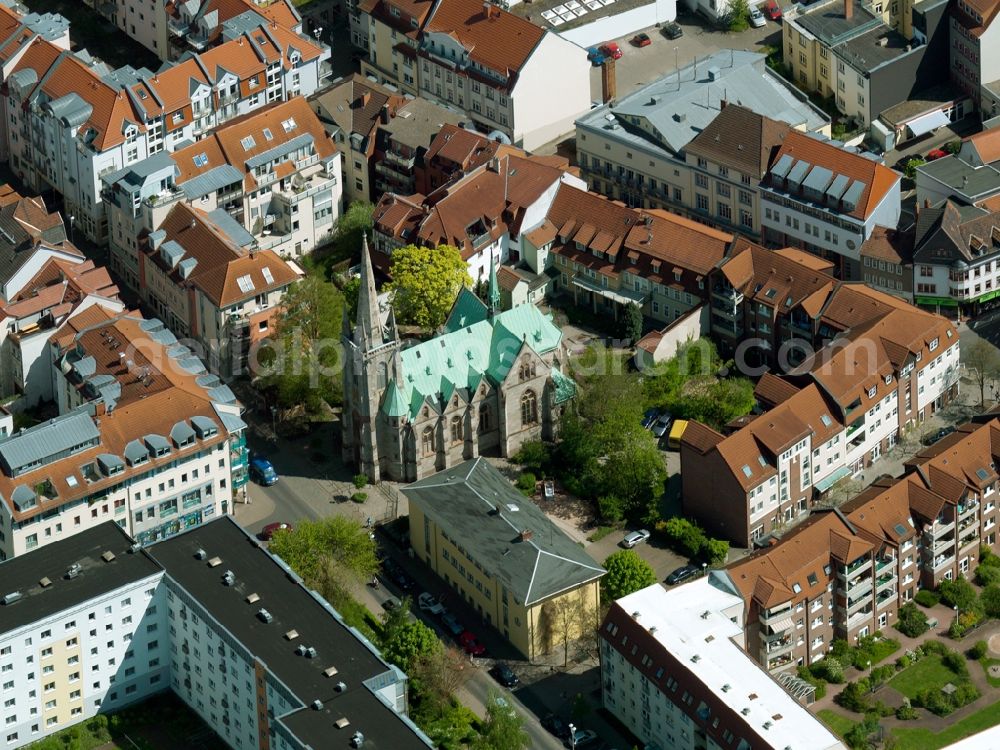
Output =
[
  {"x1": 674, "y1": 270, "x2": 682, "y2": 282},
  {"x1": 868, "y1": 386, "x2": 877, "y2": 399},
  {"x1": 929, "y1": 337, "x2": 939, "y2": 351}
]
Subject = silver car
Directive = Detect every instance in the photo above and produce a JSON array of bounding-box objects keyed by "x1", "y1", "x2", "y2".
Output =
[
  {"x1": 621, "y1": 529, "x2": 651, "y2": 548},
  {"x1": 749, "y1": 5, "x2": 766, "y2": 26}
]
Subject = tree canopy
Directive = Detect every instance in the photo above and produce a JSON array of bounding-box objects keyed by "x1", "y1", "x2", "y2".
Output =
[
  {"x1": 388, "y1": 244, "x2": 472, "y2": 329},
  {"x1": 319, "y1": 201, "x2": 374, "y2": 274},
  {"x1": 382, "y1": 619, "x2": 441, "y2": 673},
  {"x1": 257, "y1": 275, "x2": 344, "y2": 412},
  {"x1": 266, "y1": 517, "x2": 379, "y2": 608},
  {"x1": 602, "y1": 549, "x2": 657, "y2": 601},
  {"x1": 472, "y1": 692, "x2": 530, "y2": 750},
  {"x1": 966, "y1": 338, "x2": 1000, "y2": 407}
]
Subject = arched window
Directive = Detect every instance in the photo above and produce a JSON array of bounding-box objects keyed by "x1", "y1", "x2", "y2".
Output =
[
  {"x1": 450, "y1": 416, "x2": 463, "y2": 443},
  {"x1": 377, "y1": 362, "x2": 387, "y2": 389},
  {"x1": 518, "y1": 358, "x2": 536, "y2": 381},
  {"x1": 478, "y1": 404, "x2": 491, "y2": 433},
  {"x1": 520, "y1": 390, "x2": 538, "y2": 426},
  {"x1": 421, "y1": 427, "x2": 435, "y2": 456}
]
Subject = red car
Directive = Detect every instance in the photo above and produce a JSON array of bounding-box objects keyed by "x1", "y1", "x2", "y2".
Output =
[
  {"x1": 763, "y1": 0, "x2": 783, "y2": 19},
  {"x1": 259, "y1": 522, "x2": 293, "y2": 541},
  {"x1": 599, "y1": 42, "x2": 622, "y2": 60},
  {"x1": 630, "y1": 33, "x2": 651, "y2": 47},
  {"x1": 927, "y1": 148, "x2": 949, "y2": 161},
  {"x1": 458, "y1": 630, "x2": 487, "y2": 656}
]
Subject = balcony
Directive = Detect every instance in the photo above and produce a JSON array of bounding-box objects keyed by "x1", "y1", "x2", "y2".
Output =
[
  {"x1": 876, "y1": 590, "x2": 897, "y2": 609},
  {"x1": 931, "y1": 535, "x2": 956, "y2": 556},
  {"x1": 839, "y1": 557, "x2": 872, "y2": 580},
  {"x1": 767, "y1": 652, "x2": 794, "y2": 671},
  {"x1": 875, "y1": 557, "x2": 896, "y2": 573},
  {"x1": 383, "y1": 149, "x2": 416, "y2": 169},
  {"x1": 764, "y1": 636, "x2": 794, "y2": 656},
  {"x1": 959, "y1": 531, "x2": 979, "y2": 550},
  {"x1": 959, "y1": 501, "x2": 978, "y2": 519},
  {"x1": 846, "y1": 608, "x2": 873, "y2": 631},
  {"x1": 932, "y1": 554, "x2": 956, "y2": 570}
]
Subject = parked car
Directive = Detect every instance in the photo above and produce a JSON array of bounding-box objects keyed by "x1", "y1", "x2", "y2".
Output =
[
  {"x1": 542, "y1": 714, "x2": 571, "y2": 739},
  {"x1": 441, "y1": 612, "x2": 463, "y2": 636},
  {"x1": 763, "y1": 0, "x2": 782, "y2": 18},
  {"x1": 564, "y1": 729, "x2": 599, "y2": 748},
  {"x1": 458, "y1": 630, "x2": 487, "y2": 656},
  {"x1": 661, "y1": 21, "x2": 683, "y2": 39},
  {"x1": 924, "y1": 425, "x2": 956, "y2": 445},
  {"x1": 652, "y1": 412, "x2": 673, "y2": 438},
  {"x1": 749, "y1": 5, "x2": 766, "y2": 26},
  {"x1": 418, "y1": 592, "x2": 445, "y2": 615},
  {"x1": 599, "y1": 42, "x2": 622, "y2": 60},
  {"x1": 642, "y1": 408, "x2": 659, "y2": 429},
  {"x1": 586, "y1": 46, "x2": 606, "y2": 65},
  {"x1": 489, "y1": 663, "x2": 520, "y2": 688},
  {"x1": 382, "y1": 596, "x2": 401, "y2": 611},
  {"x1": 382, "y1": 559, "x2": 413, "y2": 591},
  {"x1": 249, "y1": 456, "x2": 279, "y2": 486},
  {"x1": 666, "y1": 564, "x2": 701, "y2": 585},
  {"x1": 631, "y1": 32, "x2": 651, "y2": 46},
  {"x1": 258, "y1": 521, "x2": 292, "y2": 541},
  {"x1": 621, "y1": 529, "x2": 651, "y2": 548},
  {"x1": 927, "y1": 148, "x2": 949, "y2": 161}
]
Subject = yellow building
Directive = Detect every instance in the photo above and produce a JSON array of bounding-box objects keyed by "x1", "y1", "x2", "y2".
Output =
[{"x1": 402, "y1": 458, "x2": 605, "y2": 661}]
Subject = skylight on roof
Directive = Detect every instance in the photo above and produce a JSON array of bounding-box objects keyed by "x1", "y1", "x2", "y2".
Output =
[
  {"x1": 263, "y1": 127, "x2": 273, "y2": 141},
  {"x1": 821, "y1": 414, "x2": 832, "y2": 427},
  {"x1": 281, "y1": 117, "x2": 297, "y2": 133},
  {"x1": 977, "y1": 468, "x2": 990, "y2": 481},
  {"x1": 236, "y1": 275, "x2": 255, "y2": 293},
  {"x1": 792, "y1": 583, "x2": 802, "y2": 594},
  {"x1": 66, "y1": 475, "x2": 79, "y2": 488},
  {"x1": 193, "y1": 152, "x2": 209, "y2": 167},
  {"x1": 758, "y1": 456, "x2": 767, "y2": 467},
  {"x1": 742, "y1": 465, "x2": 753, "y2": 478},
  {"x1": 894, "y1": 523, "x2": 907, "y2": 536},
  {"x1": 241, "y1": 135, "x2": 256, "y2": 151},
  {"x1": 765, "y1": 288, "x2": 777, "y2": 299},
  {"x1": 261, "y1": 267, "x2": 274, "y2": 284}
]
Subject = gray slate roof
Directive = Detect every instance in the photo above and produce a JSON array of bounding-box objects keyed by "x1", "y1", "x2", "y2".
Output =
[
  {"x1": 207, "y1": 208, "x2": 255, "y2": 247},
  {"x1": 577, "y1": 50, "x2": 828, "y2": 158},
  {"x1": 0, "y1": 410, "x2": 100, "y2": 478},
  {"x1": 401, "y1": 459, "x2": 604, "y2": 606},
  {"x1": 179, "y1": 165, "x2": 244, "y2": 199}
]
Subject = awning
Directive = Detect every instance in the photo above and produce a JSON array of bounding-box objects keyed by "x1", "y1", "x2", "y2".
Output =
[
  {"x1": 915, "y1": 295, "x2": 959, "y2": 307},
  {"x1": 767, "y1": 617, "x2": 794, "y2": 634},
  {"x1": 814, "y1": 465, "x2": 852, "y2": 493},
  {"x1": 907, "y1": 109, "x2": 950, "y2": 137},
  {"x1": 571, "y1": 276, "x2": 646, "y2": 306}
]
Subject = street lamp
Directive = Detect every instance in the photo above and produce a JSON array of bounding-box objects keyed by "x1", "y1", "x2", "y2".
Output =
[
  {"x1": 867, "y1": 660, "x2": 873, "y2": 693},
  {"x1": 68, "y1": 214, "x2": 75, "y2": 243},
  {"x1": 568, "y1": 723, "x2": 576, "y2": 750},
  {"x1": 702, "y1": 562, "x2": 708, "y2": 577}
]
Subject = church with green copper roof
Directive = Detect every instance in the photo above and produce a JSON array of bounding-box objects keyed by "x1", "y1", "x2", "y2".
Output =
[{"x1": 341, "y1": 236, "x2": 575, "y2": 483}]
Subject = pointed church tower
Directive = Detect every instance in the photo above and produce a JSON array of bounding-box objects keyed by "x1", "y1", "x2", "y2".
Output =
[
  {"x1": 355, "y1": 232, "x2": 384, "y2": 347},
  {"x1": 488, "y1": 252, "x2": 500, "y2": 318}
]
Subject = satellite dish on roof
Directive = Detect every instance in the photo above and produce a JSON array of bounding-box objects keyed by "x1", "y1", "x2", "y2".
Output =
[{"x1": 487, "y1": 130, "x2": 511, "y2": 144}]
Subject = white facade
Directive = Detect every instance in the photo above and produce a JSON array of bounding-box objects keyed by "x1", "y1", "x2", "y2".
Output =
[{"x1": 0, "y1": 574, "x2": 166, "y2": 748}]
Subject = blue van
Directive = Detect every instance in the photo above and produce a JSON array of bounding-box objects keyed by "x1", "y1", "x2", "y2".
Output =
[{"x1": 250, "y1": 456, "x2": 279, "y2": 486}]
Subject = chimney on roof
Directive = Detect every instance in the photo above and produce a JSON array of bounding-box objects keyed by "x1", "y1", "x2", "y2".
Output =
[
  {"x1": 601, "y1": 58, "x2": 617, "y2": 104},
  {"x1": 95, "y1": 401, "x2": 106, "y2": 418},
  {"x1": 924, "y1": 198, "x2": 931, "y2": 209},
  {"x1": 483, "y1": 0, "x2": 497, "y2": 17},
  {"x1": 380, "y1": 103, "x2": 390, "y2": 125},
  {"x1": 720, "y1": 98, "x2": 728, "y2": 110},
  {"x1": 519, "y1": 529, "x2": 533, "y2": 542},
  {"x1": 360, "y1": 92, "x2": 371, "y2": 108},
  {"x1": 845, "y1": 0, "x2": 853, "y2": 19}
]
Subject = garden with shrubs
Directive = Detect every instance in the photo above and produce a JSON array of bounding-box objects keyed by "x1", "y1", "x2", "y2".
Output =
[{"x1": 813, "y1": 547, "x2": 1000, "y2": 748}]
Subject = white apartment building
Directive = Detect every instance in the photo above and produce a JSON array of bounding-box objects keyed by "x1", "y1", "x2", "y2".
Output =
[
  {"x1": 760, "y1": 130, "x2": 901, "y2": 279},
  {"x1": 0, "y1": 517, "x2": 434, "y2": 750},
  {"x1": 104, "y1": 96, "x2": 341, "y2": 266},
  {"x1": 0, "y1": 524, "x2": 167, "y2": 748},
  {"x1": 358, "y1": 0, "x2": 590, "y2": 150},
  {"x1": 601, "y1": 581, "x2": 846, "y2": 750},
  {"x1": 0, "y1": 306, "x2": 249, "y2": 559}
]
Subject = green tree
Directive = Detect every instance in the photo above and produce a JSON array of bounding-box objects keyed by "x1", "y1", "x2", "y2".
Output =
[
  {"x1": 409, "y1": 645, "x2": 473, "y2": 711},
  {"x1": 620, "y1": 302, "x2": 643, "y2": 343},
  {"x1": 412, "y1": 701, "x2": 479, "y2": 750},
  {"x1": 939, "y1": 577, "x2": 978, "y2": 611},
  {"x1": 602, "y1": 549, "x2": 657, "y2": 601},
  {"x1": 700, "y1": 537, "x2": 729, "y2": 566},
  {"x1": 540, "y1": 595, "x2": 596, "y2": 667},
  {"x1": 727, "y1": 0, "x2": 750, "y2": 31},
  {"x1": 586, "y1": 402, "x2": 667, "y2": 514},
  {"x1": 342, "y1": 275, "x2": 361, "y2": 324},
  {"x1": 382, "y1": 619, "x2": 441, "y2": 672},
  {"x1": 895, "y1": 602, "x2": 929, "y2": 637},
  {"x1": 258, "y1": 276, "x2": 344, "y2": 412},
  {"x1": 267, "y1": 517, "x2": 379, "y2": 608},
  {"x1": 966, "y1": 338, "x2": 1000, "y2": 407},
  {"x1": 322, "y1": 201, "x2": 374, "y2": 271},
  {"x1": 380, "y1": 595, "x2": 412, "y2": 643},
  {"x1": 981, "y1": 584, "x2": 1000, "y2": 618},
  {"x1": 388, "y1": 244, "x2": 473, "y2": 329},
  {"x1": 904, "y1": 157, "x2": 926, "y2": 180},
  {"x1": 473, "y1": 692, "x2": 530, "y2": 750}
]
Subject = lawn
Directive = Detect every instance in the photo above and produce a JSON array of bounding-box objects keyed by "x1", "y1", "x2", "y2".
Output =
[
  {"x1": 817, "y1": 708, "x2": 855, "y2": 738},
  {"x1": 979, "y1": 657, "x2": 1000, "y2": 688},
  {"x1": 889, "y1": 655, "x2": 956, "y2": 700},
  {"x1": 892, "y1": 700, "x2": 1000, "y2": 750}
]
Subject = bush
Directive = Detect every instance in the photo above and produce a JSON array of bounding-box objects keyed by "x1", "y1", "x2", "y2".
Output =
[
  {"x1": 513, "y1": 440, "x2": 550, "y2": 475},
  {"x1": 353, "y1": 473, "x2": 369, "y2": 489},
  {"x1": 516, "y1": 472, "x2": 536, "y2": 493},
  {"x1": 943, "y1": 650, "x2": 969, "y2": 678},
  {"x1": 658, "y1": 517, "x2": 706, "y2": 558},
  {"x1": 837, "y1": 680, "x2": 872, "y2": 713},
  {"x1": 598, "y1": 495, "x2": 625, "y2": 525},
  {"x1": 975, "y1": 564, "x2": 1000, "y2": 587},
  {"x1": 896, "y1": 703, "x2": 919, "y2": 720},
  {"x1": 914, "y1": 681, "x2": 980, "y2": 716},
  {"x1": 968, "y1": 640, "x2": 988, "y2": 660},
  {"x1": 949, "y1": 607, "x2": 986, "y2": 640},
  {"x1": 701, "y1": 537, "x2": 730, "y2": 566},
  {"x1": 796, "y1": 665, "x2": 827, "y2": 700},
  {"x1": 940, "y1": 578, "x2": 978, "y2": 610},
  {"x1": 904, "y1": 157, "x2": 926, "y2": 180},
  {"x1": 850, "y1": 634, "x2": 900, "y2": 669},
  {"x1": 351, "y1": 492, "x2": 368, "y2": 503},
  {"x1": 923, "y1": 639, "x2": 947, "y2": 656},
  {"x1": 896, "y1": 602, "x2": 930, "y2": 638},
  {"x1": 981, "y1": 545, "x2": 1000, "y2": 567},
  {"x1": 914, "y1": 589, "x2": 941, "y2": 608},
  {"x1": 982, "y1": 584, "x2": 1000, "y2": 618},
  {"x1": 895, "y1": 654, "x2": 911, "y2": 670},
  {"x1": 810, "y1": 656, "x2": 845, "y2": 684}
]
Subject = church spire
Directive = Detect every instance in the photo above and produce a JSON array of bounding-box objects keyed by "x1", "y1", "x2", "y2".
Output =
[
  {"x1": 356, "y1": 232, "x2": 383, "y2": 347},
  {"x1": 488, "y1": 252, "x2": 500, "y2": 317}
]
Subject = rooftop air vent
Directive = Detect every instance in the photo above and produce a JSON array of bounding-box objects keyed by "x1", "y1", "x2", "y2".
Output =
[
  {"x1": 296, "y1": 644, "x2": 307, "y2": 656},
  {"x1": 691, "y1": 654, "x2": 700, "y2": 663},
  {"x1": 129, "y1": 543, "x2": 140, "y2": 554},
  {"x1": 207, "y1": 556, "x2": 222, "y2": 567},
  {"x1": 101, "y1": 551, "x2": 116, "y2": 562},
  {"x1": 222, "y1": 571, "x2": 235, "y2": 586},
  {"x1": 306, "y1": 647, "x2": 318, "y2": 659},
  {"x1": 284, "y1": 629, "x2": 299, "y2": 641},
  {"x1": 1, "y1": 592, "x2": 22, "y2": 605},
  {"x1": 65, "y1": 564, "x2": 81, "y2": 579},
  {"x1": 195, "y1": 549, "x2": 207, "y2": 560},
  {"x1": 335, "y1": 717, "x2": 350, "y2": 729},
  {"x1": 324, "y1": 666, "x2": 340, "y2": 678},
  {"x1": 39, "y1": 577, "x2": 52, "y2": 588},
  {"x1": 632, "y1": 611, "x2": 641, "y2": 619},
  {"x1": 335, "y1": 681, "x2": 347, "y2": 693},
  {"x1": 257, "y1": 608, "x2": 273, "y2": 624},
  {"x1": 312, "y1": 699, "x2": 323, "y2": 710},
  {"x1": 246, "y1": 593, "x2": 260, "y2": 604},
  {"x1": 701, "y1": 610, "x2": 710, "y2": 619},
  {"x1": 351, "y1": 731, "x2": 365, "y2": 748},
  {"x1": 763, "y1": 721, "x2": 773, "y2": 730},
  {"x1": 742, "y1": 707, "x2": 751, "y2": 716}
]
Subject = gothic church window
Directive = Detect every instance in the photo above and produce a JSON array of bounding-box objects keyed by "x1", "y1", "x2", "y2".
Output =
[
  {"x1": 421, "y1": 427, "x2": 435, "y2": 455},
  {"x1": 478, "y1": 404, "x2": 491, "y2": 433},
  {"x1": 520, "y1": 390, "x2": 538, "y2": 426},
  {"x1": 450, "y1": 416, "x2": 463, "y2": 443},
  {"x1": 377, "y1": 362, "x2": 387, "y2": 389}
]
